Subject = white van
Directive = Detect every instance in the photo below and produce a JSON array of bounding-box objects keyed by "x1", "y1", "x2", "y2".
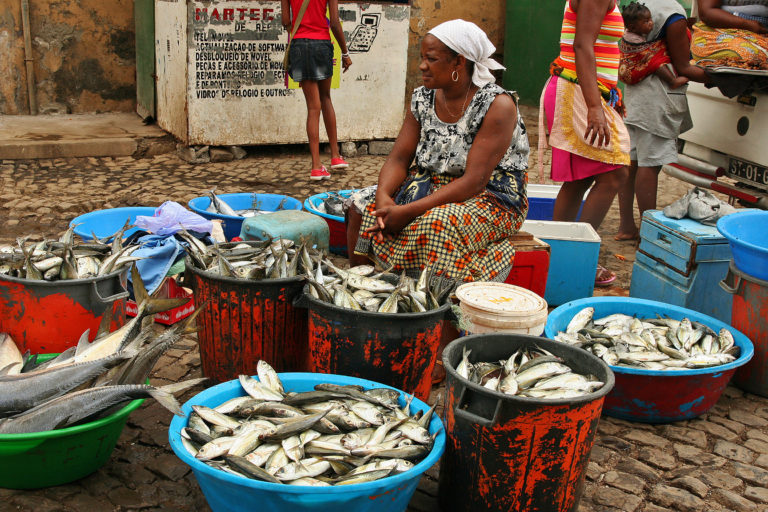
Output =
[
  {"x1": 660, "y1": 2, "x2": 768, "y2": 209},
  {"x1": 663, "y1": 78, "x2": 768, "y2": 209}
]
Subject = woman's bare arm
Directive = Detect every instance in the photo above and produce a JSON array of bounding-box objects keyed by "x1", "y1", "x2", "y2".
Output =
[
  {"x1": 698, "y1": 0, "x2": 768, "y2": 32},
  {"x1": 370, "y1": 94, "x2": 518, "y2": 237},
  {"x1": 328, "y1": 0, "x2": 352, "y2": 71},
  {"x1": 666, "y1": 18, "x2": 709, "y2": 82},
  {"x1": 573, "y1": 0, "x2": 616, "y2": 146}
]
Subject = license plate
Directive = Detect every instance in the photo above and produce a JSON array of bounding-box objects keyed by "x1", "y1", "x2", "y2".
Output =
[{"x1": 728, "y1": 157, "x2": 768, "y2": 188}]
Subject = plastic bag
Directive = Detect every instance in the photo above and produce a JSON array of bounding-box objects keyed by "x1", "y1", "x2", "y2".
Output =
[
  {"x1": 134, "y1": 201, "x2": 213, "y2": 236},
  {"x1": 662, "y1": 187, "x2": 737, "y2": 226}
]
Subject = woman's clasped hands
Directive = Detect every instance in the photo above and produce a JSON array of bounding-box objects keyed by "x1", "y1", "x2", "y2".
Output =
[{"x1": 363, "y1": 197, "x2": 415, "y2": 242}]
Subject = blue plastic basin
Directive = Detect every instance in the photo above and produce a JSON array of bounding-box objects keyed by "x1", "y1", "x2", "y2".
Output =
[
  {"x1": 168, "y1": 372, "x2": 445, "y2": 512},
  {"x1": 188, "y1": 193, "x2": 303, "y2": 241},
  {"x1": 717, "y1": 210, "x2": 768, "y2": 281},
  {"x1": 70, "y1": 207, "x2": 157, "y2": 241},
  {"x1": 545, "y1": 297, "x2": 754, "y2": 423},
  {"x1": 304, "y1": 190, "x2": 357, "y2": 255}
]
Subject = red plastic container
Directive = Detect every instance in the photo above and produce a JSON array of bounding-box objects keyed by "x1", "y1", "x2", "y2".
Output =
[
  {"x1": 126, "y1": 276, "x2": 195, "y2": 326},
  {"x1": 186, "y1": 261, "x2": 309, "y2": 383},
  {"x1": 0, "y1": 270, "x2": 128, "y2": 353},
  {"x1": 503, "y1": 234, "x2": 550, "y2": 298},
  {"x1": 722, "y1": 261, "x2": 768, "y2": 397}
]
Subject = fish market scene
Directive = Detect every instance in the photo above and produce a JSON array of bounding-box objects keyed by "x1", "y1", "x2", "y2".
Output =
[{"x1": 3, "y1": 0, "x2": 768, "y2": 510}]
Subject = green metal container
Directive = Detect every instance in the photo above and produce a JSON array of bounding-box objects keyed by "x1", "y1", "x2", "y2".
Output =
[{"x1": 0, "y1": 355, "x2": 145, "y2": 489}]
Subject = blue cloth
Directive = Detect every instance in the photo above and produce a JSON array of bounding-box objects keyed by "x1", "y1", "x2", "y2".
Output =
[
  {"x1": 127, "y1": 235, "x2": 185, "y2": 296},
  {"x1": 657, "y1": 13, "x2": 686, "y2": 40}
]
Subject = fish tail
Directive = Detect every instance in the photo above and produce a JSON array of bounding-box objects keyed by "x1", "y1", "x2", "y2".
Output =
[
  {"x1": 131, "y1": 265, "x2": 149, "y2": 305},
  {"x1": 144, "y1": 297, "x2": 191, "y2": 315},
  {"x1": 148, "y1": 388, "x2": 184, "y2": 416}
]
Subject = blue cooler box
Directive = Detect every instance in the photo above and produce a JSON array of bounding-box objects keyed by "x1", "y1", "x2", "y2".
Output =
[
  {"x1": 527, "y1": 184, "x2": 585, "y2": 221},
  {"x1": 629, "y1": 210, "x2": 733, "y2": 323},
  {"x1": 520, "y1": 220, "x2": 601, "y2": 306}
]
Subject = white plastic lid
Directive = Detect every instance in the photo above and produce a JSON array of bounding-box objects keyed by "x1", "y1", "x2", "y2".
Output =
[{"x1": 455, "y1": 282, "x2": 547, "y2": 316}]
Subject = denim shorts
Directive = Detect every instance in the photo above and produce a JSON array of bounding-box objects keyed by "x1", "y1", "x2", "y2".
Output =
[{"x1": 288, "y1": 38, "x2": 333, "y2": 82}]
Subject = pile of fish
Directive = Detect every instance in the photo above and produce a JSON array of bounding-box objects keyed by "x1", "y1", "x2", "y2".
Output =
[
  {"x1": 311, "y1": 191, "x2": 347, "y2": 217},
  {"x1": 457, "y1": 346, "x2": 604, "y2": 399},
  {"x1": 206, "y1": 189, "x2": 289, "y2": 218},
  {"x1": 553, "y1": 307, "x2": 740, "y2": 370},
  {"x1": 184, "y1": 236, "x2": 451, "y2": 313},
  {"x1": 0, "y1": 223, "x2": 141, "y2": 281},
  {"x1": 0, "y1": 267, "x2": 205, "y2": 434},
  {"x1": 185, "y1": 238, "x2": 323, "y2": 280},
  {"x1": 179, "y1": 360, "x2": 436, "y2": 486},
  {"x1": 307, "y1": 263, "x2": 452, "y2": 314}
]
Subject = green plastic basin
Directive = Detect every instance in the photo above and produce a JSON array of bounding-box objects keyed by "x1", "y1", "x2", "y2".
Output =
[{"x1": 0, "y1": 354, "x2": 145, "y2": 489}]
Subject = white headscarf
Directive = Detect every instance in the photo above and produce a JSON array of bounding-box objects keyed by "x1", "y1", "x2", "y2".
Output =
[{"x1": 427, "y1": 19, "x2": 505, "y2": 87}]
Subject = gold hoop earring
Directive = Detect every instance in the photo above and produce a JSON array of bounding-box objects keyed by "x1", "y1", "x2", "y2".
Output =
[{"x1": 451, "y1": 70, "x2": 459, "y2": 82}]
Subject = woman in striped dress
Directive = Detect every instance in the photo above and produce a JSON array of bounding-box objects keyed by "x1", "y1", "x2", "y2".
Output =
[{"x1": 539, "y1": 0, "x2": 631, "y2": 286}]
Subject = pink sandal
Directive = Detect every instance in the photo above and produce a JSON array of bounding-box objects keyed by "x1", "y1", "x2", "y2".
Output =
[{"x1": 595, "y1": 265, "x2": 616, "y2": 287}]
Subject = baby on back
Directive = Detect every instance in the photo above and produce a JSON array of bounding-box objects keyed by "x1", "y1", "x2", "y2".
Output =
[{"x1": 620, "y1": 1, "x2": 689, "y2": 89}]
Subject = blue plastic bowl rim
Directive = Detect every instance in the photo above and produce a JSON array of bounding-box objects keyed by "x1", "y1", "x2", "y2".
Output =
[
  {"x1": 188, "y1": 193, "x2": 303, "y2": 222},
  {"x1": 717, "y1": 210, "x2": 768, "y2": 255},
  {"x1": 70, "y1": 206, "x2": 158, "y2": 234},
  {"x1": 168, "y1": 372, "x2": 446, "y2": 495},
  {"x1": 303, "y1": 189, "x2": 358, "y2": 222},
  {"x1": 544, "y1": 296, "x2": 754, "y2": 377}
]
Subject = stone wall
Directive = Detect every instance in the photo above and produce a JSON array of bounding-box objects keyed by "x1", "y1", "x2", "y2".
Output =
[
  {"x1": 0, "y1": 0, "x2": 505, "y2": 116},
  {"x1": 0, "y1": 0, "x2": 136, "y2": 115},
  {"x1": 405, "y1": 0, "x2": 506, "y2": 100}
]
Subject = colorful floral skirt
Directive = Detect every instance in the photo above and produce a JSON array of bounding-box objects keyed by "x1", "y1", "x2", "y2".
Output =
[
  {"x1": 353, "y1": 174, "x2": 527, "y2": 283},
  {"x1": 691, "y1": 22, "x2": 768, "y2": 70}
]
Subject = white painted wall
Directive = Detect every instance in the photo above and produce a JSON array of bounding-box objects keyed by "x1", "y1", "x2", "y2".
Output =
[{"x1": 156, "y1": 0, "x2": 410, "y2": 146}]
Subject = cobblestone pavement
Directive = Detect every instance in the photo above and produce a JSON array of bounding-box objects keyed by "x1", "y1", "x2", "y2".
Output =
[{"x1": 2, "y1": 108, "x2": 766, "y2": 511}]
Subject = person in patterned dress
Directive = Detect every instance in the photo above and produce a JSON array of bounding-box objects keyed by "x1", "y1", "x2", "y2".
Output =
[{"x1": 345, "y1": 19, "x2": 529, "y2": 284}]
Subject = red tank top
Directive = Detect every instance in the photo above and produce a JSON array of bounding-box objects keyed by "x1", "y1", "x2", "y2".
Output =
[{"x1": 290, "y1": 0, "x2": 330, "y2": 40}]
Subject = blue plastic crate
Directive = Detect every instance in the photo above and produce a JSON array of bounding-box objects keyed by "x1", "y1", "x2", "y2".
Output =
[
  {"x1": 630, "y1": 210, "x2": 733, "y2": 323},
  {"x1": 519, "y1": 220, "x2": 601, "y2": 306}
]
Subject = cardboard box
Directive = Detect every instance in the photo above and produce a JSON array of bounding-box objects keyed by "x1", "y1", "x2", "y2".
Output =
[{"x1": 126, "y1": 276, "x2": 195, "y2": 325}]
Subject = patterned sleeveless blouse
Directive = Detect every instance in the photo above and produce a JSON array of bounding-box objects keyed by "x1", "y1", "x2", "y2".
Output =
[
  {"x1": 554, "y1": 0, "x2": 624, "y2": 90},
  {"x1": 402, "y1": 83, "x2": 529, "y2": 212}
]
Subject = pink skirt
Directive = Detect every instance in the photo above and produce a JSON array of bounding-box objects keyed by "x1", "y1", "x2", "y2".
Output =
[{"x1": 543, "y1": 76, "x2": 624, "y2": 182}]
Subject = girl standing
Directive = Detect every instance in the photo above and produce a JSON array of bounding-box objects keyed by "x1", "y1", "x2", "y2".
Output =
[{"x1": 281, "y1": 0, "x2": 352, "y2": 180}]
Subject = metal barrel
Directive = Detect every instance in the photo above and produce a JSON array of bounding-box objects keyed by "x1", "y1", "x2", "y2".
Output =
[
  {"x1": 723, "y1": 261, "x2": 768, "y2": 396},
  {"x1": 0, "y1": 269, "x2": 128, "y2": 353},
  {"x1": 186, "y1": 261, "x2": 309, "y2": 383},
  {"x1": 303, "y1": 292, "x2": 451, "y2": 402},
  {"x1": 438, "y1": 333, "x2": 614, "y2": 512}
]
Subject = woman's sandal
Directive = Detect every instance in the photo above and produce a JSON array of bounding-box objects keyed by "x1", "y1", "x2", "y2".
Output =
[
  {"x1": 431, "y1": 360, "x2": 446, "y2": 385},
  {"x1": 595, "y1": 265, "x2": 617, "y2": 287}
]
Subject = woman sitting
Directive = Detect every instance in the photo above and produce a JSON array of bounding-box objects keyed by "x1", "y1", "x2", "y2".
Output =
[
  {"x1": 692, "y1": 0, "x2": 768, "y2": 70},
  {"x1": 346, "y1": 19, "x2": 529, "y2": 283}
]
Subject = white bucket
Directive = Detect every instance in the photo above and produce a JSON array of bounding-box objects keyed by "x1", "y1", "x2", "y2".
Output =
[{"x1": 455, "y1": 282, "x2": 548, "y2": 336}]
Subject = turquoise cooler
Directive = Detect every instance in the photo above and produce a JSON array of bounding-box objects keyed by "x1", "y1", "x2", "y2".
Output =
[
  {"x1": 240, "y1": 210, "x2": 330, "y2": 251},
  {"x1": 630, "y1": 210, "x2": 733, "y2": 323},
  {"x1": 520, "y1": 220, "x2": 601, "y2": 306}
]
